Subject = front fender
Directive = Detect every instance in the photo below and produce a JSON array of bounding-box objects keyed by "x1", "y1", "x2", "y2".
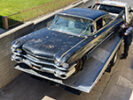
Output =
[{"x1": 60, "y1": 37, "x2": 93, "y2": 64}]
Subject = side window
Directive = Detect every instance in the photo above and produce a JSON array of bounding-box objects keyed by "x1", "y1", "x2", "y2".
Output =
[
  {"x1": 96, "y1": 18, "x2": 103, "y2": 30},
  {"x1": 96, "y1": 15, "x2": 112, "y2": 31},
  {"x1": 103, "y1": 15, "x2": 112, "y2": 26}
]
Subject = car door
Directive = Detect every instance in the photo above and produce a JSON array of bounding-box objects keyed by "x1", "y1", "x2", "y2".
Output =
[{"x1": 93, "y1": 15, "x2": 114, "y2": 46}]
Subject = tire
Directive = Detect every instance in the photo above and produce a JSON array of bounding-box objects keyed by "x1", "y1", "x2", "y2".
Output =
[
  {"x1": 75, "y1": 59, "x2": 83, "y2": 73},
  {"x1": 75, "y1": 55, "x2": 88, "y2": 72},
  {"x1": 106, "y1": 53, "x2": 118, "y2": 73},
  {"x1": 110, "y1": 53, "x2": 118, "y2": 66}
]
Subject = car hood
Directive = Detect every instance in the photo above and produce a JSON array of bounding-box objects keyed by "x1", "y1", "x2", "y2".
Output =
[{"x1": 22, "y1": 28, "x2": 84, "y2": 59}]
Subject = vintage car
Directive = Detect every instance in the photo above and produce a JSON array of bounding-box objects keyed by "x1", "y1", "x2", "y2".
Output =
[{"x1": 11, "y1": 8, "x2": 123, "y2": 79}]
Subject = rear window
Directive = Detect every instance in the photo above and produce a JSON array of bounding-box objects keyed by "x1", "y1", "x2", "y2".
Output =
[{"x1": 94, "y1": 4, "x2": 125, "y2": 14}]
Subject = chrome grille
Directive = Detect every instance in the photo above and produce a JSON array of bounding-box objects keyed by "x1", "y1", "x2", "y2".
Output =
[{"x1": 23, "y1": 50, "x2": 56, "y2": 69}]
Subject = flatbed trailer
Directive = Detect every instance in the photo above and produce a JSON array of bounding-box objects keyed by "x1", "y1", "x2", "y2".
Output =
[{"x1": 15, "y1": 33, "x2": 123, "y2": 93}]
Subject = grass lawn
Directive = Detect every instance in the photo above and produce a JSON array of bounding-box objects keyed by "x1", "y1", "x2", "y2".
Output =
[
  {"x1": 0, "y1": 0, "x2": 77, "y2": 28},
  {"x1": 0, "y1": 0, "x2": 53, "y2": 16}
]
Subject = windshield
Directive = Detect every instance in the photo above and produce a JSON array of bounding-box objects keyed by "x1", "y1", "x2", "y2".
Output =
[
  {"x1": 49, "y1": 15, "x2": 94, "y2": 37},
  {"x1": 96, "y1": 4, "x2": 125, "y2": 14}
]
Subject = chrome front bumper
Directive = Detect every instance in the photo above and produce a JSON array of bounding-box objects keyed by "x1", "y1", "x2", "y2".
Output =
[{"x1": 11, "y1": 54, "x2": 77, "y2": 79}]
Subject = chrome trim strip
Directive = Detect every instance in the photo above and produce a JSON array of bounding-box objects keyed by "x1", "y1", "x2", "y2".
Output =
[
  {"x1": 23, "y1": 49, "x2": 55, "y2": 60},
  {"x1": 23, "y1": 55, "x2": 68, "y2": 71},
  {"x1": 22, "y1": 59, "x2": 76, "y2": 79}
]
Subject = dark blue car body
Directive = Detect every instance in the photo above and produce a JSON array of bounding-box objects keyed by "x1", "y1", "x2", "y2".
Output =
[{"x1": 11, "y1": 8, "x2": 123, "y2": 79}]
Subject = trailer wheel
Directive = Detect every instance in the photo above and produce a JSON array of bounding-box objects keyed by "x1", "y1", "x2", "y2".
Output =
[
  {"x1": 106, "y1": 53, "x2": 118, "y2": 73},
  {"x1": 106, "y1": 41, "x2": 123, "y2": 73},
  {"x1": 111, "y1": 53, "x2": 118, "y2": 66}
]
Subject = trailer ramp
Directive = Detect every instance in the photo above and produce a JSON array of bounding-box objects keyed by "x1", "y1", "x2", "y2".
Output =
[{"x1": 15, "y1": 34, "x2": 122, "y2": 93}]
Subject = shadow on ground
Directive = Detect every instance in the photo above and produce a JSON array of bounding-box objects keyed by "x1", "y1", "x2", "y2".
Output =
[
  {"x1": 0, "y1": 72, "x2": 109, "y2": 100},
  {"x1": 0, "y1": 15, "x2": 23, "y2": 29}
]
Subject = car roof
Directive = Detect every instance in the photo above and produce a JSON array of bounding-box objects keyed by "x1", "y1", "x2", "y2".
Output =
[
  {"x1": 99, "y1": 0, "x2": 127, "y2": 7},
  {"x1": 58, "y1": 8, "x2": 108, "y2": 21}
]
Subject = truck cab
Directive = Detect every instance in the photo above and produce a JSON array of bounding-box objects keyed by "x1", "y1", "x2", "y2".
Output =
[{"x1": 92, "y1": 0, "x2": 133, "y2": 24}]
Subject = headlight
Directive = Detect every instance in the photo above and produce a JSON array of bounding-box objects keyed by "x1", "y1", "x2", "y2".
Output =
[
  {"x1": 16, "y1": 49, "x2": 22, "y2": 53},
  {"x1": 11, "y1": 46, "x2": 16, "y2": 52},
  {"x1": 62, "y1": 63, "x2": 69, "y2": 68},
  {"x1": 55, "y1": 60, "x2": 69, "y2": 68},
  {"x1": 11, "y1": 46, "x2": 22, "y2": 55},
  {"x1": 55, "y1": 60, "x2": 60, "y2": 66}
]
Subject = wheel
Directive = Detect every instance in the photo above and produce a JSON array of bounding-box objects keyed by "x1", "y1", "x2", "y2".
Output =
[
  {"x1": 74, "y1": 56, "x2": 87, "y2": 72},
  {"x1": 106, "y1": 53, "x2": 118, "y2": 73},
  {"x1": 75, "y1": 59, "x2": 83, "y2": 73},
  {"x1": 110, "y1": 53, "x2": 118, "y2": 66}
]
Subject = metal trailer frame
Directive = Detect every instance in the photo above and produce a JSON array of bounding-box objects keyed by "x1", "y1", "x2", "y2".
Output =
[{"x1": 15, "y1": 34, "x2": 123, "y2": 93}]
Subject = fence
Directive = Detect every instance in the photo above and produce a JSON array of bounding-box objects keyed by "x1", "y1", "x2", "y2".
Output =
[
  {"x1": 0, "y1": 16, "x2": 2, "y2": 28},
  {"x1": 2, "y1": 0, "x2": 78, "y2": 29}
]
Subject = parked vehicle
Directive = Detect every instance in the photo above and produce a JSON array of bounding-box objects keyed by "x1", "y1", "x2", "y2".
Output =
[
  {"x1": 11, "y1": 8, "x2": 123, "y2": 79},
  {"x1": 92, "y1": 0, "x2": 133, "y2": 24}
]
